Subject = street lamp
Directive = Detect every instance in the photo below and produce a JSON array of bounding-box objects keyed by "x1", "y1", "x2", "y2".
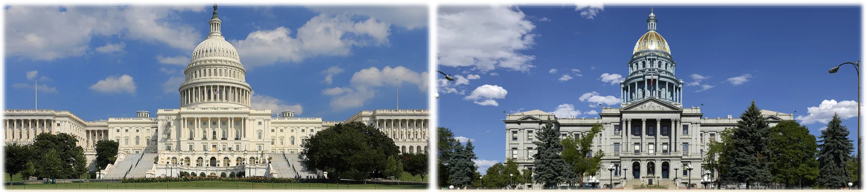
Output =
[
  {"x1": 686, "y1": 165, "x2": 693, "y2": 190},
  {"x1": 480, "y1": 175, "x2": 483, "y2": 189},
  {"x1": 849, "y1": 182, "x2": 853, "y2": 190},
  {"x1": 829, "y1": 60, "x2": 861, "y2": 189},
  {"x1": 608, "y1": 164, "x2": 615, "y2": 190},
  {"x1": 510, "y1": 173, "x2": 514, "y2": 190},
  {"x1": 623, "y1": 167, "x2": 628, "y2": 188}
]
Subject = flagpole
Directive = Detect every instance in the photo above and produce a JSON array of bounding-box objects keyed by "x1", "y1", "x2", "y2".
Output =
[{"x1": 35, "y1": 80, "x2": 38, "y2": 109}]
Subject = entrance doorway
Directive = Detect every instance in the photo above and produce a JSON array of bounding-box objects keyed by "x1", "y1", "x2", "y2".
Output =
[
  {"x1": 210, "y1": 157, "x2": 217, "y2": 167},
  {"x1": 632, "y1": 162, "x2": 640, "y2": 179}
]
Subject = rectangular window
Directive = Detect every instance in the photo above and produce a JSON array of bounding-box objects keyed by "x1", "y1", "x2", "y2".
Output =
[
  {"x1": 634, "y1": 143, "x2": 641, "y2": 155},
  {"x1": 527, "y1": 147, "x2": 534, "y2": 159},
  {"x1": 236, "y1": 145, "x2": 240, "y2": 151},
  {"x1": 512, "y1": 147, "x2": 518, "y2": 160},
  {"x1": 166, "y1": 145, "x2": 171, "y2": 151},
  {"x1": 614, "y1": 143, "x2": 620, "y2": 156},
  {"x1": 527, "y1": 130, "x2": 534, "y2": 141},
  {"x1": 614, "y1": 125, "x2": 622, "y2": 136},
  {"x1": 710, "y1": 133, "x2": 716, "y2": 142},
  {"x1": 648, "y1": 143, "x2": 655, "y2": 154},
  {"x1": 202, "y1": 145, "x2": 207, "y2": 151},
  {"x1": 222, "y1": 145, "x2": 226, "y2": 151},
  {"x1": 258, "y1": 145, "x2": 262, "y2": 151},
  {"x1": 212, "y1": 122, "x2": 216, "y2": 125},
  {"x1": 189, "y1": 145, "x2": 193, "y2": 151},
  {"x1": 662, "y1": 126, "x2": 669, "y2": 136},
  {"x1": 647, "y1": 126, "x2": 655, "y2": 136},
  {"x1": 662, "y1": 143, "x2": 669, "y2": 154},
  {"x1": 683, "y1": 125, "x2": 689, "y2": 135},
  {"x1": 701, "y1": 133, "x2": 704, "y2": 143},
  {"x1": 222, "y1": 122, "x2": 226, "y2": 125},
  {"x1": 683, "y1": 143, "x2": 689, "y2": 156},
  {"x1": 512, "y1": 131, "x2": 518, "y2": 141},
  {"x1": 683, "y1": 163, "x2": 689, "y2": 176}
]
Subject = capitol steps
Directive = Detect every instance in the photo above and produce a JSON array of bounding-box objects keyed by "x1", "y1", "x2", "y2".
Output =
[
  {"x1": 103, "y1": 153, "x2": 143, "y2": 179},
  {"x1": 126, "y1": 153, "x2": 158, "y2": 178},
  {"x1": 268, "y1": 153, "x2": 296, "y2": 178},
  {"x1": 284, "y1": 153, "x2": 318, "y2": 178}
]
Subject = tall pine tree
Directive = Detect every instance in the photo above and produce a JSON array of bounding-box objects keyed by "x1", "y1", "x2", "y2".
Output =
[
  {"x1": 817, "y1": 114, "x2": 854, "y2": 188},
  {"x1": 723, "y1": 101, "x2": 772, "y2": 189},
  {"x1": 532, "y1": 118, "x2": 568, "y2": 189},
  {"x1": 448, "y1": 140, "x2": 477, "y2": 188}
]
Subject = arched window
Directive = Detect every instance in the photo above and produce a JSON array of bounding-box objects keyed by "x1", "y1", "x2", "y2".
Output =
[
  {"x1": 257, "y1": 131, "x2": 262, "y2": 139},
  {"x1": 124, "y1": 137, "x2": 129, "y2": 145},
  {"x1": 135, "y1": 136, "x2": 140, "y2": 145}
]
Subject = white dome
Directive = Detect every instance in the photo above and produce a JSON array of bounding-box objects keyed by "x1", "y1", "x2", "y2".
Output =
[{"x1": 191, "y1": 38, "x2": 240, "y2": 62}]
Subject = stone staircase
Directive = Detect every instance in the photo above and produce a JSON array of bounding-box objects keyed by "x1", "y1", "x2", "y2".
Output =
[
  {"x1": 284, "y1": 153, "x2": 318, "y2": 178},
  {"x1": 126, "y1": 153, "x2": 158, "y2": 178},
  {"x1": 103, "y1": 153, "x2": 143, "y2": 179},
  {"x1": 623, "y1": 178, "x2": 677, "y2": 190},
  {"x1": 268, "y1": 153, "x2": 296, "y2": 178}
]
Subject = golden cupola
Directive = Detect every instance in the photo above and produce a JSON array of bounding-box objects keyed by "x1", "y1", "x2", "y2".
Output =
[{"x1": 632, "y1": 9, "x2": 671, "y2": 56}]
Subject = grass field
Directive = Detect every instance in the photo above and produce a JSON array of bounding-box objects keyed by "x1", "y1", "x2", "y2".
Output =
[
  {"x1": 4, "y1": 181, "x2": 427, "y2": 190},
  {"x1": 5, "y1": 174, "x2": 23, "y2": 182},
  {"x1": 399, "y1": 172, "x2": 428, "y2": 182}
]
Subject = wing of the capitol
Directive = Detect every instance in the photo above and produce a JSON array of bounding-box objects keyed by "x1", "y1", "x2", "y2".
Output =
[
  {"x1": 503, "y1": 10, "x2": 793, "y2": 189},
  {"x1": 3, "y1": 6, "x2": 428, "y2": 179}
]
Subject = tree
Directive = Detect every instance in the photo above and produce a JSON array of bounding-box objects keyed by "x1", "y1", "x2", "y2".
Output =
[
  {"x1": 817, "y1": 114, "x2": 854, "y2": 188},
  {"x1": 386, "y1": 156, "x2": 402, "y2": 179},
  {"x1": 37, "y1": 149, "x2": 63, "y2": 180},
  {"x1": 562, "y1": 123, "x2": 605, "y2": 187},
  {"x1": 847, "y1": 155, "x2": 858, "y2": 186},
  {"x1": 704, "y1": 127, "x2": 734, "y2": 189},
  {"x1": 438, "y1": 127, "x2": 461, "y2": 187},
  {"x1": 503, "y1": 159, "x2": 525, "y2": 188},
  {"x1": 5, "y1": 143, "x2": 33, "y2": 183},
  {"x1": 447, "y1": 140, "x2": 477, "y2": 188},
  {"x1": 532, "y1": 118, "x2": 568, "y2": 189},
  {"x1": 94, "y1": 140, "x2": 119, "y2": 171},
  {"x1": 401, "y1": 152, "x2": 428, "y2": 180},
  {"x1": 522, "y1": 169, "x2": 532, "y2": 189},
  {"x1": 768, "y1": 120, "x2": 818, "y2": 188},
  {"x1": 723, "y1": 101, "x2": 773, "y2": 189},
  {"x1": 483, "y1": 163, "x2": 507, "y2": 188},
  {"x1": 301, "y1": 122, "x2": 399, "y2": 182}
]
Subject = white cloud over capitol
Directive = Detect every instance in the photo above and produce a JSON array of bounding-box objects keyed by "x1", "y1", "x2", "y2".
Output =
[
  {"x1": 465, "y1": 84, "x2": 508, "y2": 106},
  {"x1": 579, "y1": 91, "x2": 620, "y2": 106},
  {"x1": 324, "y1": 66, "x2": 427, "y2": 110},
  {"x1": 90, "y1": 74, "x2": 136, "y2": 95},
  {"x1": 796, "y1": 99, "x2": 858, "y2": 124},
  {"x1": 306, "y1": 6, "x2": 427, "y2": 30},
  {"x1": 438, "y1": 6, "x2": 536, "y2": 72},
  {"x1": 250, "y1": 92, "x2": 304, "y2": 115}
]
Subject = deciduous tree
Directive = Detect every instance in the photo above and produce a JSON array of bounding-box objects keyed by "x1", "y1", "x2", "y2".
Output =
[
  {"x1": 562, "y1": 123, "x2": 605, "y2": 187},
  {"x1": 768, "y1": 120, "x2": 818, "y2": 188},
  {"x1": 300, "y1": 122, "x2": 399, "y2": 182}
]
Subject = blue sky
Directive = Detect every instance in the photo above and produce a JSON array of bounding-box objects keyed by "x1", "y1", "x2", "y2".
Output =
[
  {"x1": 4, "y1": 5, "x2": 428, "y2": 122},
  {"x1": 437, "y1": 6, "x2": 861, "y2": 173}
]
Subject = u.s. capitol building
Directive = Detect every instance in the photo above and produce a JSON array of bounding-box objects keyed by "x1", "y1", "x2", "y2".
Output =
[
  {"x1": 4, "y1": 5, "x2": 428, "y2": 179},
  {"x1": 504, "y1": 10, "x2": 791, "y2": 189}
]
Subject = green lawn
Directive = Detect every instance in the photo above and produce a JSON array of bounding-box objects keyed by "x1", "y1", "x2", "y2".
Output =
[
  {"x1": 399, "y1": 172, "x2": 427, "y2": 182},
  {"x1": 5, "y1": 174, "x2": 23, "y2": 182},
  {"x1": 5, "y1": 181, "x2": 426, "y2": 190}
]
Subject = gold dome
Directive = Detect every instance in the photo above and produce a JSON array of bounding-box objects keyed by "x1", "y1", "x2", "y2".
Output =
[{"x1": 633, "y1": 31, "x2": 670, "y2": 55}]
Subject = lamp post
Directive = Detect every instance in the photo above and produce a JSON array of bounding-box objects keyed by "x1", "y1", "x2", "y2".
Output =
[
  {"x1": 623, "y1": 167, "x2": 628, "y2": 188},
  {"x1": 480, "y1": 175, "x2": 483, "y2": 189},
  {"x1": 608, "y1": 164, "x2": 615, "y2": 190},
  {"x1": 829, "y1": 61, "x2": 860, "y2": 189},
  {"x1": 674, "y1": 166, "x2": 679, "y2": 189},
  {"x1": 849, "y1": 182, "x2": 853, "y2": 190},
  {"x1": 510, "y1": 173, "x2": 514, "y2": 190},
  {"x1": 686, "y1": 165, "x2": 693, "y2": 190}
]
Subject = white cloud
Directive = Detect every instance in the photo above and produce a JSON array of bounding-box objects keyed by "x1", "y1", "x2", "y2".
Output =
[
  {"x1": 454, "y1": 136, "x2": 474, "y2": 143},
  {"x1": 578, "y1": 91, "x2": 620, "y2": 106},
  {"x1": 599, "y1": 73, "x2": 623, "y2": 85},
  {"x1": 95, "y1": 42, "x2": 125, "y2": 53},
  {"x1": 687, "y1": 74, "x2": 709, "y2": 86},
  {"x1": 6, "y1": 6, "x2": 204, "y2": 61},
  {"x1": 90, "y1": 74, "x2": 136, "y2": 94},
  {"x1": 13, "y1": 83, "x2": 57, "y2": 93},
  {"x1": 466, "y1": 74, "x2": 481, "y2": 80},
  {"x1": 559, "y1": 74, "x2": 573, "y2": 82},
  {"x1": 322, "y1": 87, "x2": 353, "y2": 96},
  {"x1": 585, "y1": 110, "x2": 599, "y2": 115},
  {"x1": 591, "y1": 66, "x2": 596, "y2": 70},
  {"x1": 438, "y1": 6, "x2": 536, "y2": 72},
  {"x1": 306, "y1": 6, "x2": 427, "y2": 30},
  {"x1": 726, "y1": 74, "x2": 752, "y2": 86},
  {"x1": 453, "y1": 75, "x2": 470, "y2": 86},
  {"x1": 539, "y1": 17, "x2": 550, "y2": 22},
  {"x1": 322, "y1": 66, "x2": 345, "y2": 85},
  {"x1": 39, "y1": 76, "x2": 52, "y2": 81},
  {"x1": 551, "y1": 104, "x2": 580, "y2": 118},
  {"x1": 156, "y1": 55, "x2": 190, "y2": 65},
  {"x1": 489, "y1": 72, "x2": 499, "y2": 76},
  {"x1": 464, "y1": 84, "x2": 508, "y2": 106},
  {"x1": 232, "y1": 14, "x2": 390, "y2": 67},
  {"x1": 325, "y1": 66, "x2": 427, "y2": 110},
  {"x1": 549, "y1": 68, "x2": 558, "y2": 74},
  {"x1": 796, "y1": 99, "x2": 859, "y2": 124},
  {"x1": 161, "y1": 76, "x2": 184, "y2": 93},
  {"x1": 474, "y1": 159, "x2": 500, "y2": 173},
  {"x1": 575, "y1": 3, "x2": 604, "y2": 19},
  {"x1": 26, "y1": 70, "x2": 38, "y2": 80},
  {"x1": 695, "y1": 84, "x2": 714, "y2": 92},
  {"x1": 251, "y1": 92, "x2": 304, "y2": 115},
  {"x1": 159, "y1": 67, "x2": 177, "y2": 74},
  {"x1": 572, "y1": 69, "x2": 581, "y2": 73}
]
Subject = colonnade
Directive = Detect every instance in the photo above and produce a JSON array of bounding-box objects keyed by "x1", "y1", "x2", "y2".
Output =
[
  {"x1": 5, "y1": 119, "x2": 54, "y2": 142},
  {"x1": 622, "y1": 80, "x2": 682, "y2": 104},
  {"x1": 621, "y1": 118, "x2": 682, "y2": 156},
  {"x1": 86, "y1": 129, "x2": 110, "y2": 150},
  {"x1": 180, "y1": 85, "x2": 250, "y2": 106},
  {"x1": 177, "y1": 117, "x2": 247, "y2": 142}
]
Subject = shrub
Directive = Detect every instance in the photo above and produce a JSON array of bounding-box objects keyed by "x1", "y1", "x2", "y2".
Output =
[
  {"x1": 199, "y1": 172, "x2": 205, "y2": 177},
  {"x1": 221, "y1": 172, "x2": 227, "y2": 178},
  {"x1": 190, "y1": 172, "x2": 196, "y2": 177},
  {"x1": 229, "y1": 172, "x2": 236, "y2": 178}
]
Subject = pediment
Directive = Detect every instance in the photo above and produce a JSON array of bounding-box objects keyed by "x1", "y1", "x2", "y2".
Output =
[
  {"x1": 517, "y1": 116, "x2": 543, "y2": 121},
  {"x1": 622, "y1": 98, "x2": 682, "y2": 112}
]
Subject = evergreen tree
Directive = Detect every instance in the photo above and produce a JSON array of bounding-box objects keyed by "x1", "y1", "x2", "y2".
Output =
[
  {"x1": 438, "y1": 127, "x2": 461, "y2": 187},
  {"x1": 817, "y1": 114, "x2": 854, "y2": 188},
  {"x1": 448, "y1": 140, "x2": 477, "y2": 188},
  {"x1": 724, "y1": 101, "x2": 772, "y2": 189},
  {"x1": 562, "y1": 123, "x2": 605, "y2": 187},
  {"x1": 768, "y1": 120, "x2": 818, "y2": 188},
  {"x1": 532, "y1": 118, "x2": 568, "y2": 189}
]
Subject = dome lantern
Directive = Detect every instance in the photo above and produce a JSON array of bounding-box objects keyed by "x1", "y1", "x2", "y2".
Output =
[
  {"x1": 208, "y1": 4, "x2": 222, "y2": 39},
  {"x1": 647, "y1": 8, "x2": 657, "y2": 32}
]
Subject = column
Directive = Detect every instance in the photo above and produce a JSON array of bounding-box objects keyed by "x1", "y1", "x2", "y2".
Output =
[
  {"x1": 195, "y1": 117, "x2": 200, "y2": 140},
  {"x1": 621, "y1": 85, "x2": 624, "y2": 104},
  {"x1": 242, "y1": 117, "x2": 246, "y2": 139},
  {"x1": 656, "y1": 119, "x2": 660, "y2": 154},
  {"x1": 643, "y1": 78, "x2": 647, "y2": 99},
  {"x1": 218, "y1": 118, "x2": 221, "y2": 140},
  {"x1": 28, "y1": 119, "x2": 32, "y2": 140},
  {"x1": 640, "y1": 119, "x2": 647, "y2": 154},
  {"x1": 624, "y1": 119, "x2": 629, "y2": 152}
]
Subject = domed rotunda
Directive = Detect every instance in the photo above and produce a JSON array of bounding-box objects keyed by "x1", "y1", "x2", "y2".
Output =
[
  {"x1": 620, "y1": 9, "x2": 684, "y2": 107},
  {"x1": 178, "y1": 4, "x2": 252, "y2": 108}
]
